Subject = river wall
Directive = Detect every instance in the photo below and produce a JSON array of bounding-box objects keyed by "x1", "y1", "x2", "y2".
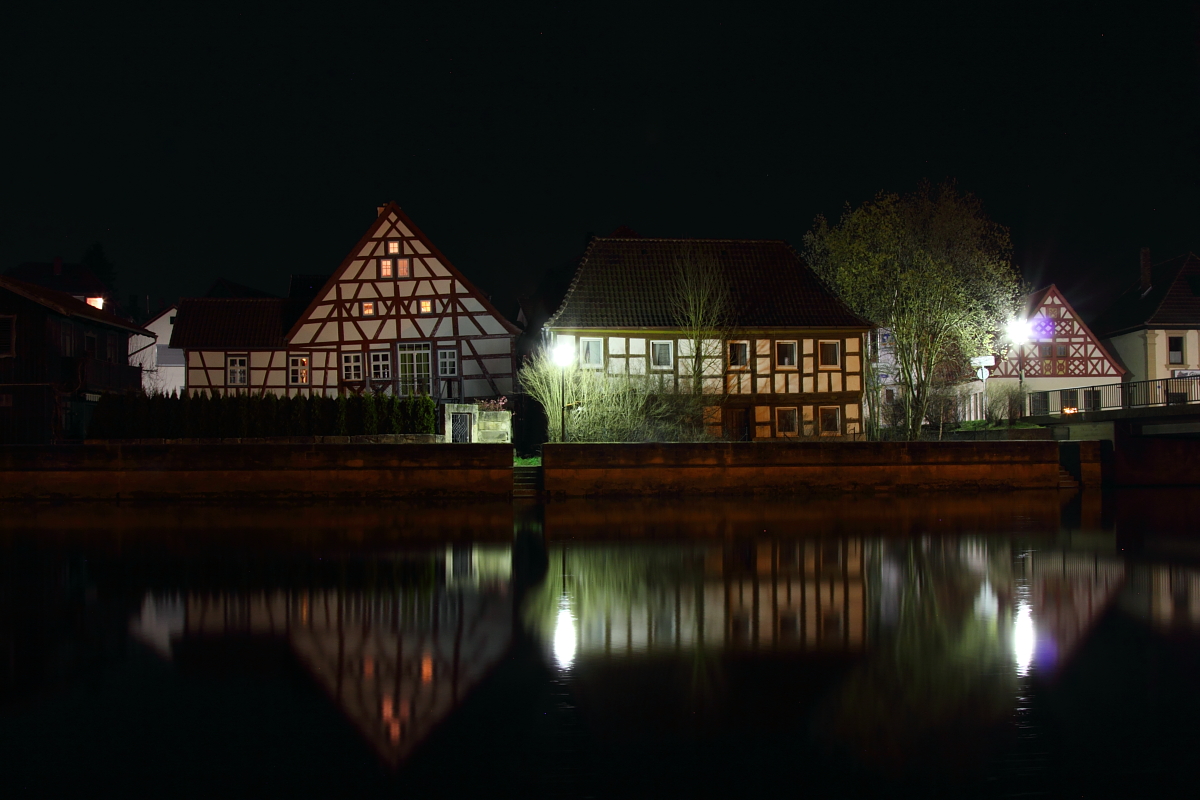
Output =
[
  {"x1": 0, "y1": 443, "x2": 513, "y2": 500},
  {"x1": 541, "y1": 441, "x2": 1063, "y2": 495}
]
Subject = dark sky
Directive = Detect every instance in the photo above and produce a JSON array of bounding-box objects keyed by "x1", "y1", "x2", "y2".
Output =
[{"x1": 5, "y1": 2, "x2": 1198, "y2": 321}]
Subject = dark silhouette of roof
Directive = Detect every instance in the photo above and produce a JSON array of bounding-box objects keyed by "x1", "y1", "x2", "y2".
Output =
[
  {"x1": 170, "y1": 298, "x2": 289, "y2": 349},
  {"x1": 0, "y1": 277, "x2": 151, "y2": 336},
  {"x1": 5, "y1": 261, "x2": 113, "y2": 300},
  {"x1": 546, "y1": 237, "x2": 870, "y2": 330},
  {"x1": 1091, "y1": 253, "x2": 1200, "y2": 337},
  {"x1": 204, "y1": 278, "x2": 278, "y2": 299}
]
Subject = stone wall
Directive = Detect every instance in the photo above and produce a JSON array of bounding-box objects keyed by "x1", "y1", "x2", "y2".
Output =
[
  {"x1": 0, "y1": 443, "x2": 513, "y2": 500},
  {"x1": 542, "y1": 441, "x2": 1062, "y2": 495},
  {"x1": 1110, "y1": 437, "x2": 1200, "y2": 486}
]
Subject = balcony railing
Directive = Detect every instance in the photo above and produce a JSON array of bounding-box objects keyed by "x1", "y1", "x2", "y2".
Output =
[
  {"x1": 1027, "y1": 377, "x2": 1200, "y2": 417},
  {"x1": 59, "y1": 357, "x2": 143, "y2": 393}
]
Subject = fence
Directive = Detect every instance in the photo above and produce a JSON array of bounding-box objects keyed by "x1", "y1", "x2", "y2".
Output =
[{"x1": 1027, "y1": 377, "x2": 1200, "y2": 417}]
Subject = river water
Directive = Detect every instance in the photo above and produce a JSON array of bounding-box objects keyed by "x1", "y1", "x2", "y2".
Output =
[{"x1": 1, "y1": 490, "x2": 1198, "y2": 798}]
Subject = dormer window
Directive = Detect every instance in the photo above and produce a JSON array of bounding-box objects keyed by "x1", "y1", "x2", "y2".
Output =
[
  {"x1": 380, "y1": 259, "x2": 393, "y2": 278},
  {"x1": 387, "y1": 240, "x2": 401, "y2": 255},
  {"x1": 362, "y1": 301, "x2": 376, "y2": 316}
]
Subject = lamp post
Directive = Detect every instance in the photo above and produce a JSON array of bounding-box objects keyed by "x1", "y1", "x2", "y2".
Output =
[
  {"x1": 1005, "y1": 318, "x2": 1033, "y2": 417},
  {"x1": 552, "y1": 340, "x2": 574, "y2": 442}
]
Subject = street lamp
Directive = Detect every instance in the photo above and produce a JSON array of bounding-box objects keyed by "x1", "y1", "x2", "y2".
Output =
[
  {"x1": 1005, "y1": 318, "x2": 1033, "y2": 417},
  {"x1": 552, "y1": 340, "x2": 574, "y2": 442}
]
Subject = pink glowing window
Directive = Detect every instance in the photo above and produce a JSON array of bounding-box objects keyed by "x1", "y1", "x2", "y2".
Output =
[
  {"x1": 362, "y1": 301, "x2": 375, "y2": 316},
  {"x1": 397, "y1": 258, "x2": 410, "y2": 278},
  {"x1": 380, "y1": 259, "x2": 393, "y2": 277}
]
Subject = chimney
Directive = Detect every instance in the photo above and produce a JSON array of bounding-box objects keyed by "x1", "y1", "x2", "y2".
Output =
[
  {"x1": 53, "y1": 256, "x2": 62, "y2": 276},
  {"x1": 1140, "y1": 247, "x2": 1152, "y2": 295}
]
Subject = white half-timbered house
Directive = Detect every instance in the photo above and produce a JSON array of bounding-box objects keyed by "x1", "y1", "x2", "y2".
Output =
[
  {"x1": 171, "y1": 203, "x2": 519, "y2": 400},
  {"x1": 545, "y1": 235, "x2": 871, "y2": 440}
]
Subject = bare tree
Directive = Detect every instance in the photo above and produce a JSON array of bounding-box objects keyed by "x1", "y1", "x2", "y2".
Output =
[{"x1": 671, "y1": 248, "x2": 731, "y2": 398}]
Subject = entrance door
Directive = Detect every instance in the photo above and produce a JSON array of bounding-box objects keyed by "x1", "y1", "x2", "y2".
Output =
[
  {"x1": 451, "y1": 412, "x2": 472, "y2": 443},
  {"x1": 723, "y1": 408, "x2": 750, "y2": 441}
]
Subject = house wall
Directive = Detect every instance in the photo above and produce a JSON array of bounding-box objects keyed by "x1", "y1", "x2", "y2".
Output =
[{"x1": 549, "y1": 329, "x2": 865, "y2": 438}]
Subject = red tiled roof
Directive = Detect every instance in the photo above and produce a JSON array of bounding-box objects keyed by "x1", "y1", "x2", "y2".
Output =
[
  {"x1": 170, "y1": 298, "x2": 289, "y2": 349},
  {"x1": 0, "y1": 277, "x2": 152, "y2": 336},
  {"x1": 546, "y1": 237, "x2": 869, "y2": 330},
  {"x1": 1091, "y1": 253, "x2": 1200, "y2": 336}
]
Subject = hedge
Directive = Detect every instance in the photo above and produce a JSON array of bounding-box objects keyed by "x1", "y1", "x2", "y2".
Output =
[{"x1": 87, "y1": 391, "x2": 437, "y2": 439}]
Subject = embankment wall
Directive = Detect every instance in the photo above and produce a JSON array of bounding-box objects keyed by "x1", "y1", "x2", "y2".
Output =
[
  {"x1": 0, "y1": 443, "x2": 513, "y2": 500},
  {"x1": 1111, "y1": 437, "x2": 1200, "y2": 486},
  {"x1": 542, "y1": 441, "x2": 1061, "y2": 496}
]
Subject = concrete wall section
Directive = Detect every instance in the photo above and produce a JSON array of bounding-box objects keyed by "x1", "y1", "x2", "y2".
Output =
[
  {"x1": 0, "y1": 443, "x2": 513, "y2": 500},
  {"x1": 543, "y1": 441, "x2": 1062, "y2": 495},
  {"x1": 1110, "y1": 438, "x2": 1200, "y2": 486}
]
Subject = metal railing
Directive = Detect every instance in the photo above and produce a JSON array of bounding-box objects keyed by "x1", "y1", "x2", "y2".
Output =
[{"x1": 1027, "y1": 377, "x2": 1200, "y2": 417}]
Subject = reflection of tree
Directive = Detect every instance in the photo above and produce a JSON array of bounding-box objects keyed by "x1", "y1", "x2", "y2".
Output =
[{"x1": 817, "y1": 541, "x2": 1017, "y2": 772}]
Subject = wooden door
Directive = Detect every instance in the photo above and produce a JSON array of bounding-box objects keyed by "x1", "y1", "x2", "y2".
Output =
[{"x1": 723, "y1": 408, "x2": 750, "y2": 441}]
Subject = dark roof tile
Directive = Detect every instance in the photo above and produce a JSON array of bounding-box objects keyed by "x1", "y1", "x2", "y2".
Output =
[
  {"x1": 0, "y1": 277, "x2": 151, "y2": 336},
  {"x1": 170, "y1": 298, "x2": 289, "y2": 349},
  {"x1": 1092, "y1": 253, "x2": 1200, "y2": 336}
]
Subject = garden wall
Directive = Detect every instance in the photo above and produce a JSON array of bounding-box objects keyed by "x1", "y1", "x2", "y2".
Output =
[
  {"x1": 0, "y1": 443, "x2": 513, "y2": 500},
  {"x1": 542, "y1": 441, "x2": 1062, "y2": 495}
]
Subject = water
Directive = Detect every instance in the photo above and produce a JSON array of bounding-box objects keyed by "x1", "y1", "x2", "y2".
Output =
[{"x1": 2, "y1": 490, "x2": 1198, "y2": 798}]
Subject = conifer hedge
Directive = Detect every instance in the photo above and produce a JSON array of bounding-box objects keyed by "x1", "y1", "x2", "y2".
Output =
[{"x1": 87, "y1": 391, "x2": 437, "y2": 439}]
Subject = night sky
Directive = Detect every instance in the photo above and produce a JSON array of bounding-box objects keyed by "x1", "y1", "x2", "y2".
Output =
[{"x1": 5, "y1": 3, "x2": 1198, "y2": 321}]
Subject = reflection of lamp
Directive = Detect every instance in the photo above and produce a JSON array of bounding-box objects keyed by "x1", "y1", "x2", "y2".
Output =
[
  {"x1": 552, "y1": 341, "x2": 574, "y2": 442},
  {"x1": 1014, "y1": 599, "x2": 1035, "y2": 676},
  {"x1": 553, "y1": 599, "x2": 576, "y2": 669}
]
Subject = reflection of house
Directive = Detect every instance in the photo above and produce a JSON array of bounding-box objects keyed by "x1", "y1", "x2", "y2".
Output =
[
  {"x1": 1121, "y1": 565, "x2": 1200, "y2": 631},
  {"x1": 128, "y1": 305, "x2": 185, "y2": 396},
  {"x1": 1091, "y1": 250, "x2": 1200, "y2": 383},
  {"x1": 1023, "y1": 548, "x2": 1125, "y2": 673},
  {"x1": 545, "y1": 234, "x2": 871, "y2": 439},
  {"x1": 559, "y1": 539, "x2": 866, "y2": 656},
  {"x1": 0, "y1": 277, "x2": 149, "y2": 443},
  {"x1": 171, "y1": 203, "x2": 519, "y2": 401}
]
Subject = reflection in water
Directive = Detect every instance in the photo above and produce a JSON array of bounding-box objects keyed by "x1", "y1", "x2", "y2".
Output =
[
  {"x1": 1014, "y1": 598, "x2": 1035, "y2": 676},
  {"x1": 1122, "y1": 564, "x2": 1200, "y2": 631}
]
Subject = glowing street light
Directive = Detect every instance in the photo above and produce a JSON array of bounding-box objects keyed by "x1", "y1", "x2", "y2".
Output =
[
  {"x1": 1005, "y1": 318, "x2": 1034, "y2": 413},
  {"x1": 552, "y1": 340, "x2": 574, "y2": 442}
]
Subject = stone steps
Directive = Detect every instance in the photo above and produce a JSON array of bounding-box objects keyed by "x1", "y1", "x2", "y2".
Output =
[
  {"x1": 513, "y1": 466, "x2": 541, "y2": 498},
  {"x1": 1058, "y1": 467, "x2": 1080, "y2": 489}
]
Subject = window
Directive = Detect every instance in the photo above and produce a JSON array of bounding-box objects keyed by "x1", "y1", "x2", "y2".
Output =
[
  {"x1": 819, "y1": 406, "x2": 841, "y2": 435},
  {"x1": 398, "y1": 343, "x2": 431, "y2": 394},
  {"x1": 776, "y1": 341, "x2": 797, "y2": 368},
  {"x1": 106, "y1": 334, "x2": 117, "y2": 363},
  {"x1": 387, "y1": 240, "x2": 401, "y2": 255},
  {"x1": 0, "y1": 316, "x2": 14, "y2": 357},
  {"x1": 86, "y1": 297, "x2": 104, "y2": 310},
  {"x1": 650, "y1": 341, "x2": 673, "y2": 370},
  {"x1": 1056, "y1": 344, "x2": 1068, "y2": 358},
  {"x1": 438, "y1": 349, "x2": 458, "y2": 377},
  {"x1": 776, "y1": 407, "x2": 798, "y2": 435},
  {"x1": 1169, "y1": 336, "x2": 1184, "y2": 365},
  {"x1": 728, "y1": 341, "x2": 749, "y2": 368},
  {"x1": 1060, "y1": 389, "x2": 1079, "y2": 412},
  {"x1": 818, "y1": 341, "x2": 840, "y2": 369},
  {"x1": 84, "y1": 333, "x2": 97, "y2": 357},
  {"x1": 289, "y1": 355, "x2": 310, "y2": 385},
  {"x1": 1039, "y1": 343, "x2": 1052, "y2": 358},
  {"x1": 361, "y1": 301, "x2": 375, "y2": 316},
  {"x1": 419, "y1": 299, "x2": 432, "y2": 314},
  {"x1": 60, "y1": 322, "x2": 74, "y2": 356},
  {"x1": 342, "y1": 352, "x2": 363, "y2": 381},
  {"x1": 227, "y1": 356, "x2": 248, "y2": 385},
  {"x1": 379, "y1": 259, "x2": 393, "y2": 278},
  {"x1": 371, "y1": 351, "x2": 391, "y2": 380},
  {"x1": 169, "y1": 315, "x2": 176, "y2": 325},
  {"x1": 884, "y1": 388, "x2": 895, "y2": 404},
  {"x1": 581, "y1": 338, "x2": 603, "y2": 368},
  {"x1": 397, "y1": 258, "x2": 411, "y2": 278}
]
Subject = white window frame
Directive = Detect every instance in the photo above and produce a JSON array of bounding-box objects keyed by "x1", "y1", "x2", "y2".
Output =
[
  {"x1": 227, "y1": 356, "x2": 248, "y2": 386},
  {"x1": 1168, "y1": 335, "x2": 1184, "y2": 365},
  {"x1": 580, "y1": 338, "x2": 603, "y2": 369},
  {"x1": 776, "y1": 406, "x2": 799, "y2": 436},
  {"x1": 438, "y1": 348, "x2": 458, "y2": 377},
  {"x1": 397, "y1": 343, "x2": 431, "y2": 395},
  {"x1": 818, "y1": 406, "x2": 841, "y2": 436},
  {"x1": 371, "y1": 351, "x2": 391, "y2": 380},
  {"x1": 649, "y1": 340, "x2": 673, "y2": 370},
  {"x1": 728, "y1": 340, "x2": 750, "y2": 370},
  {"x1": 342, "y1": 352, "x2": 363, "y2": 381},
  {"x1": 361, "y1": 301, "x2": 376, "y2": 317},
  {"x1": 775, "y1": 340, "x2": 798, "y2": 370},
  {"x1": 817, "y1": 340, "x2": 841, "y2": 370},
  {"x1": 289, "y1": 355, "x2": 310, "y2": 385}
]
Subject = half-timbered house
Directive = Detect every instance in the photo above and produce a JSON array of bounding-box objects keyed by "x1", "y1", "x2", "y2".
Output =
[
  {"x1": 544, "y1": 234, "x2": 871, "y2": 439},
  {"x1": 171, "y1": 203, "x2": 519, "y2": 401}
]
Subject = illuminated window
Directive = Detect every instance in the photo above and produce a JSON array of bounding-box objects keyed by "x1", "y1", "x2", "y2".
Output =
[
  {"x1": 380, "y1": 259, "x2": 393, "y2": 278},
  {"x1": 397, "y1": 258, "x2": 410, "y2": 278},
  {"x1": 580, "y1": 338, "x2": 603, "y2": 368},
  {"x1": 371, "y1": 351, "x2": 391, "y2": 380},
  {"x1": 362, "y1": 301, "x2": 375, "y2": 316},
  {"x1": 776, "y1": 407, "x2": 798, "y2": 435},
  {"x1": 227, "y1": 356, "x2": 248, "y2": 385},
  {"x1": 650, "y1": 341, "x2": 673, "y2": 369},
  {"x1": 342, "y1": 352, "x2": 362, "y2": 381},
  {"x1": 86, "y1": 297, "x2": 104, "y2": 309},
  {"x1": 387, "y1": 240, "x2": 401, "y2": 255},
  {"x1": 419, "y1": 299, "x2": 432, "y2": 314},
  {"x1": 438, "y1": 349, "x2": 458, "y2": 377},
  {"x1": 728, "y1": 341, "x2": 749, "y2": 368},
  {"x1": 776, "y1": 341, "x2": 797, "y2": 368},
  {"x1": 818, "y1": 341, "x2": 840, "y2": 369},
  {"x1": 289, "y1": 355, "x2": 309, "y2": 385},
  {"x1": 819, "y1": 406, "x2": 841, "y2": 435}
]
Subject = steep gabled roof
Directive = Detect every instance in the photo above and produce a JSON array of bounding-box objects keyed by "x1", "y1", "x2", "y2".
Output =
[
  {"x1": 0, "y1": 277, "x2": 151, "y2": 336},
  {"x1": 170, "y1": 298, "x2": 289, "y2": 349},
  {"x1": 1091, "y1": 253, "x2": 1200, "y2": 337},
  {"x1": 546, "y1": 237, "x2": 869, "y2": 329},
  {"x1": 284, "y1": 202, "x2": 521, "y2": 341}
]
